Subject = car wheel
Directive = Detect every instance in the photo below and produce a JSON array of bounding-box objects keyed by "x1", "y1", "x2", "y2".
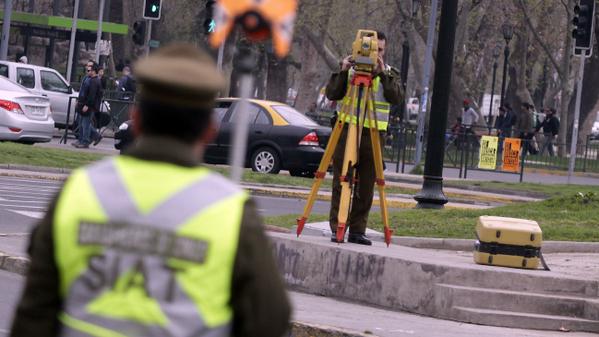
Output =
[
  {"x1": 251, "y1": 147, "x2": 281, "y2": 174},
  {"x1": 289, "y1": 169, "x2": 315, "y2": 178}
]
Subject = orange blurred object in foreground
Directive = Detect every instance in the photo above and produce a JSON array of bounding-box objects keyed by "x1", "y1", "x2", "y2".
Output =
[{"x1": 209, "y1": 0, "x2": 298, "y2": 58}]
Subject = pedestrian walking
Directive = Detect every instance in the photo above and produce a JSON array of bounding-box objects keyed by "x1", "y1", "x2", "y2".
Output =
[
  {"x1": 117, "y1": 66, "x2": 136, "y2": 100},
  {"x1": 325, "y1": 30, "x2": 402, "y2": 245},
  {"x1": 461, "y1": 99, "x2": 480, "y2": 148},
  {"x1": 516, "y1": 103, "x2": 537, "y2": 155},
  {"x1": 10, "y1": 43, "x2": 292, "y2": 337},
  {"x1": 72, "y1": 62, "x2": 103, "y2": 148},
  {"x1": 536, "y1": 108, "x2": 560, "y2": 156},
  {"x1": 494, "y1": 105, "x2": 516, "y2": 155}
]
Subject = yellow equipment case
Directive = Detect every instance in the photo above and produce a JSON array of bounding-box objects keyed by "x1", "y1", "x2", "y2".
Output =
[{"x1": 474, "y1": 216, "x2": 549, "y2": 270}]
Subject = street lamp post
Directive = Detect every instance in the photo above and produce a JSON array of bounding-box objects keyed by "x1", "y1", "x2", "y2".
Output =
[
  {"x1": 499, "y1": 23, "x2": 514, "y2": 108},
  {"x1": 413, "y1": 0, "x2": 459, "y2": 209},
  {"x1": 488, "y1": 45, "x2": 501, "y2": 134}
]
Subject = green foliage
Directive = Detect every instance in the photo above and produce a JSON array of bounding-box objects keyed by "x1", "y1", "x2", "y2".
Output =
[{"x1": 410, "y1": 164, "x2": 423, "y2": 175}]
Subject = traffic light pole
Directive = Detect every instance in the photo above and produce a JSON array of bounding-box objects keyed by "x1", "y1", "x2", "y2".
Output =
[
  {"x1": 413, "y1": 0, "x2": 439, "y2": 167},
  {"x1": 94, "y1": 0, "x2": 105, "y2": 63},
  {"x1": 0, "y1": 0, "x2": 13, "y2": 60},
  {"x1": 568, "y1": 58, "x2": 586, "y2": 184},
  {"x1": 229, "y1": 45, "x2": 257, "y2": 183},
  {"x1": 145, "y1": 19, "x2": 152, "y2": 56},
  {"x1": 66, "y1": 0, "x2": 80, "y2": 83},
  {"x1": 217, "y1": 43, "x2": 224, "y2": 72}
]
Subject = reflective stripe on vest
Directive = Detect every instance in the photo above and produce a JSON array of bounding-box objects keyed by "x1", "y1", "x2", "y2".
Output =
[
  {"x1": 53, "y1": 157, "x2": 246, "y2": 337},
  {"x1": 339, "y1": 71, "x2": 391, "y2": 130}
]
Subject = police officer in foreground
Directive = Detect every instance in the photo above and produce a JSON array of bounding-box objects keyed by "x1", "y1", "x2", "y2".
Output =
[{"x1": 11, "y1": 44, "x2": 291, "y2": 337}]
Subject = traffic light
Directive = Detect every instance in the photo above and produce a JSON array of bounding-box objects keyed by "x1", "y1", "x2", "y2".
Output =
[
  {"x1": 132, "y1": 20, "x2": 146, "y2": 45},
  {"x1": 204, "y1": 0, "x2": 216, "y2": 35},
  {"x1": 572, "y1": 0, "x2": 595, "y2": 51},
  {"x1": 143, "y1": 0, "x2": 162, "y2": 20}
]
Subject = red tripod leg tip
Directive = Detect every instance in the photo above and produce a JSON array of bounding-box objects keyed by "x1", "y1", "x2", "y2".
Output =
[
  {"x1": 384, "y1": 227, "x2": 393, "y2": 247},
  {"x1": 296, "y1": 217, "x2": 307, "y2": 237}
]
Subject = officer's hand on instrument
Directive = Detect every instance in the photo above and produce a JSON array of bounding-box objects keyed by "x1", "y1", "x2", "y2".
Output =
[
  {"x1": 340, "y1": 55, "x2": 354, "y2": 71},
  {"x1": 374, "y1": 55, "x2": 385, "y2": 76}
]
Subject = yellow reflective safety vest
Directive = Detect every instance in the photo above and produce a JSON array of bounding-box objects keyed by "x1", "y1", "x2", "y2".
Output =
[
  {"x1": 339, "y1": 68, "x2": 391, "y2": 131},
  {"x1": 53, "y1": 156, "x2": 248, "y2": 337}
]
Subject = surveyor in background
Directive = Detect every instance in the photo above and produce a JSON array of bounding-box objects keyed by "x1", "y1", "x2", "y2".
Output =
[{"x1": 325, "y1": 31, "x2": 402, "y2": 246}]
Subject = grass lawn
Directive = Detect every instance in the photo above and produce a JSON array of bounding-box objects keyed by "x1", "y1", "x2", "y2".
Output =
[
  {"x1": 0, "y1": 142, "x2": 105, "y2": 169},
  {"x1": 264, "y1": 192, "x2": 599, "y2": 242}
]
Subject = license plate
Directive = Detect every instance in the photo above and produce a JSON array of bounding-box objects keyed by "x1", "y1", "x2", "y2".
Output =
[{"x1": 28, "y1": 106, "x2": 44, "y2": 116}]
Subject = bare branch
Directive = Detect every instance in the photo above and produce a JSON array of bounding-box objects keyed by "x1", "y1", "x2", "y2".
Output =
[
  {"x1": 516, "y1": 0, "x2": 564, "y2": 82},
  {"x1": 300, "y1": 25, "x2": 339, "y2": 71},
  {"x1": 560, "y1": 0, "x2": 571, "y2": 16}
]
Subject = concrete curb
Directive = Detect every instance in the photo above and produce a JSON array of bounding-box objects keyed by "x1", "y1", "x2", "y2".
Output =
[
  {"x1": 271, "y1": 233, "x2": 599, "y2": 333},
  {"x1": 0, "y1": 164, "x2": 71, "y2": 174},
  {"x1": 0, "y1": 252, "x2": 29, "y2": 276},
  {"x1": 297, "y1": 227, "x2": 599, "y2": 253},
  {"x1": 290, "y1": 322, "x2": 376, "y2": 337}
]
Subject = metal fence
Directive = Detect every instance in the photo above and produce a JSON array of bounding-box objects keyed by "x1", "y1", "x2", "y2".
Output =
[{"x1": 383, "y1": 123, "x2": 599, "y2": 181}]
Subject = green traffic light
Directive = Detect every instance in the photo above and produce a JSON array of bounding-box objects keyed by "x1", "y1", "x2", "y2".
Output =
[{"x1": 152, "y1": 4, "x2": 158, "y2": 12}]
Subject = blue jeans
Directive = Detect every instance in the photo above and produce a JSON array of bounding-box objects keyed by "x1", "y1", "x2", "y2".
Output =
[{"x1": 78, "y1": 114, "x2": 99, "y2": 145}]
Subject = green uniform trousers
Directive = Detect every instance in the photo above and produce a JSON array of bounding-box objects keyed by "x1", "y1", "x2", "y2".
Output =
[{"x1": 329, "y1": 125, "x2": 383, "y2": 234}]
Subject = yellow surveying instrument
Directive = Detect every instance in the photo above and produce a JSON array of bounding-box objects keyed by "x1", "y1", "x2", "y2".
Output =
[{"x1": 296, "y1": 30, "x2": 393, "y2": 246}]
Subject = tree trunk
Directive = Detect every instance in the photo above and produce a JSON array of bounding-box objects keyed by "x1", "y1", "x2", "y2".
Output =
[
  {"x1": 294, "y1": 35, "x2": 326, "y2": 112},
  {"x1": 266, "y1": 54, "x2": 289, "y2": 103},
  {"x1": 557, "y1": 2, "x2": 574, "y2": 156},
  {"x1": 506, "y1": 27, "x2": 533, "y2": 111}
]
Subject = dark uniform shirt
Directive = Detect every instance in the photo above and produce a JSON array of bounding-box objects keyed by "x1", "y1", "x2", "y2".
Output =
[
  {"x1": 325, "y1": 69, "x2": 403, "y2": 105},
  {"x1": 536, "y1": 115, "x2": 560, "y2": 136},
  {"x1": 10, "y1": 136, "x2": 291, "y2": 337}
]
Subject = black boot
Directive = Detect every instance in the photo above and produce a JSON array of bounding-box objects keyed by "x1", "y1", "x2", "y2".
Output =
[{"x1": 348, "y1": 233, "x2": 372, "y2": 246}]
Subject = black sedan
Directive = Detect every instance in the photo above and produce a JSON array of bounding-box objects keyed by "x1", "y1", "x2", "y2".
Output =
[{"x1": 204, "y1": 98, "x2": 331, "y2": 177}]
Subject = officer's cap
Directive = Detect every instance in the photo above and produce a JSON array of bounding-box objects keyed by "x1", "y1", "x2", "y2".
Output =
[{"x1": 134, "y1": 43, "x2": 225, "y2": 108}]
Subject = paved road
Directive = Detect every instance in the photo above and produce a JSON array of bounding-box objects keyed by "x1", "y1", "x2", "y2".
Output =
[
  {"x1": 0, "y1": 271, "x2": 22, "y2": 336},
  {"x1": 0, "y1": 175, "x2": 332, "y2": 256}
]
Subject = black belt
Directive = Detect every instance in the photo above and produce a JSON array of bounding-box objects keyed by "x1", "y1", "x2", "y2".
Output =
[{"x1": 475, "y1": 241, "x2": 540, "y2": 258}]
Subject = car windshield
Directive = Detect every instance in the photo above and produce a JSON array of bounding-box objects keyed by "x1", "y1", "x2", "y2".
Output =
[
  {"x1": 271, "y1": 105, "x2": 318, "y2": 126},
  {"x1": 0, "y1": 76, "x2": 30, "y2": 93}
]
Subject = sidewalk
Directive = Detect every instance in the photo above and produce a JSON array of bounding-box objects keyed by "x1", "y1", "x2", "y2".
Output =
[
  {"x1": 2, "y1": 231, "x2": 598, "y2": 335},
  {"x1": 291, "y1": 292, "x2": 596, "y2": 337}
]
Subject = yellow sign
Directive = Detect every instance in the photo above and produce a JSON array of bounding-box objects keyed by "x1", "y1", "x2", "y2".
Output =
[
  {"x1": 502, "y1": 138, "x2": 522, "y2": 172},
  {"x1": 478, "y1": 136, "x2": 499, "y2": 170}
]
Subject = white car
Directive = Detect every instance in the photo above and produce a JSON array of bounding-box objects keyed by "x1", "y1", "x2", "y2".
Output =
[
  {"x1": 406, "y1": 97, "x2": 419, "y2": 124},
  {"x1": 0, "y1": 61, "x2": 78, "y2": 128},
  {"x1": 0, "y1": 76, "x2": 54, "y2": 143},
  {"x1": 591, "y1": 121, "x2": 599, "y2": 140}
]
